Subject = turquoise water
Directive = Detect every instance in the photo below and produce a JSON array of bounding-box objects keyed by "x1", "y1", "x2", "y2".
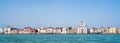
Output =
[{"x1": 0, "y1": 34, "x2": 120, "y2": 43}]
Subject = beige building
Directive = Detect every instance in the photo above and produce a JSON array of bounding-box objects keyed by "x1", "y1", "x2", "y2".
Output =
[
  {"x1": 108, "y1": 27, "x2": 117, "y2": 34},
  {"x1": 40, "y1": 29, "x2": 46, "y2": 33},
  {"x1": 99, "y1": 27, "x2": 109, "y2": 34},
  {"x1": 52, "y1": 27, "x2": 62, "y2": 33},
  {"x1": 10, "y1": 29, "x2": 19, "y2": 34},
  {"x1": 19, "y1": 29, "x2": 25, "y2": 34},
  {"x1": 38, "y1": 27, "x2": 53, "y2": 34},
  {"x1": 45, "y1": 27, "x2": 53, "y2": 33},
  {"x1": 39, "y1": 28, "x2": 47, "y2": 33},
  {"x1": 116, "y1": 28, "x2": 120, "y2": 34}
]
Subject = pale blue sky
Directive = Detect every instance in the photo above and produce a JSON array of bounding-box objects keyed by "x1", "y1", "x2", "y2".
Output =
[{"x1": 0, "y1": 0, "x2": 120, "y2": 28}]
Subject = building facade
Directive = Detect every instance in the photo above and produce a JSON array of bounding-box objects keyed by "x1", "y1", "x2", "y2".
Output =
[
  {"x1": 52, "y1": 27, "x2": 62, "y2": 34},
  {"x1": 19, "y1": 29, "x2": 24, "y2": 34},
  {"x1": 66, "y1": 27, "x2": 77, "y2": 34},
  {"x1": 0, "y1": 28, "x2": 3, "y2": 33},
  {"x1": 116, "y1": 28, "x2": 120, "y2": 34},
  {"x1": 99, "y1": 27, "x2": 109, "y2": 34},
  {"x1": 108, "y1": 27, "x2": 117, "y2": 34},
  {"x1": 11, "y1": 29, "x2": 19, "y2": 34},
  {"x1": 77, "y1": 21, "x2": 88, "y2": 34},
  {"x1": 45, "y1": 27, "x2": 53, "y2": 33},
  {"x1": 3, "y1": 26, "x2": 18, "y2": 34},
  {"x1": 62, "y1": 27, "x2": 67, "y2": 34},
  {"x1": 24, "y1": 26, "x2": 32, "y2": 34},
  {"x1": 3, "y1": 27, "x2": 11, "y2": 34},
  {"x1": 90, "y1": 27, "x2": 98, "y2": 34}
]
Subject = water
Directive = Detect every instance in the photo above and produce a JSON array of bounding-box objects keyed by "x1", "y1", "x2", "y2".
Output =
[{"x1": 0, "y1": 34, "x2": 120, "y2": 43}]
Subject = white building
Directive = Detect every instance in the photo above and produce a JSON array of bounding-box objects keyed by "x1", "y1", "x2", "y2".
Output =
[
  {"x1": 0, "y1": 28, "x2": 3, "y2": 33},
  {"x1": 3, "y1": 26, "x2": 17, "y2": 34},
  {"x1": 100, "y1": 27, "x2": 109, "y2": 34},
  {"x1": 3, "y1": 27, "x2": 11, "y2": 34},
  {"x1": 62, "y1": 27, "x2": 66, "y2": 34},
  {"x1": 90, "y1": 28, "x2": 94, "y2": 33},
  {"x1": 77, "y1": 21, "x2": 88, "y2": 34},
  {"x1": 89, "y1": 27, "x2": 98, "y2": 34}
]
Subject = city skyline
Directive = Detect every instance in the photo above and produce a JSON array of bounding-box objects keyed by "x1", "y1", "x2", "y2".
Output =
[
  {"x1": 0, "y1": 0, "x2": 120, "y2": 28},
  {"x1": 0, "y1": 21, "x2": 120, "y2": 34}
]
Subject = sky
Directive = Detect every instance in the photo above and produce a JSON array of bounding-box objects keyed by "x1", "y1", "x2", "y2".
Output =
[{"x1": 0, "y1": 0, "x2": 120, "y2": 28}]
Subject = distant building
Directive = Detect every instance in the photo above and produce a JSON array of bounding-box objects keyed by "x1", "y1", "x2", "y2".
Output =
[
  {"x1": 66, "y1": 27, "x2": 72, "y2": 33},
  {"x1": 52, "y1": 27, "x2": 62, "y2": 34},
  {"x1": 62, "y1": 27, "x2": 67, "y2": 34},
  {"x1": 40, "y1": 29, "x2": 46, "y2": 33},
  {"x1": 31, "y1": 29, "x2": 38, "y2": 34},
  {"x1": 38, "y1": 27, "x2": 53, "y2": 34},
  {"x1": 116, "y1": 28, "x2": 120, "y2": 34},
  {"x1": 0, "y1": 28, "x2": 3, "y2": 33},
  {"x1": 66, "y1": 27, "x2": 77, "y2": 34},
  {"x1": 19, "y1": 29, "x2": 24, "y2": 34},
  {"x1": 11, "y1": 29, "x2": 19, "y2": 34},
  {"x1": 90, "y1": 27, "x2": 98, "y2": 34},
  {"x1": 24, "y1": 26, "x2": 32, "y2": 34},
  {"x1": 3, "y1": 27, "x2": 11, "y2": 34},
  {"x1": 56, "y1": 28, "x2": 62, "y2": 33},
  {"x1": 77, "y1": 21, "x2": 88, "y2": 34},
  {"x1": 100, "y1": 27, "x2": 109, "y2": 34},
  {"x1": 108, "y1": 27, "x2": 117, "y2": 34},
  {"x1": 3, "y1": 26, "x2": 18, "y2": 34},
  {"x1": 38, "y1": 27, "x2": 47, "y2": 33},
  {"x1": 37, "y1": 27, "x2": 43, "y2": 33},
  {"x1": 23, "y1": 26, "x2": 38, "y2": 34},
  {"x1": 45, "y1": 27, "x2": 53, "y2": 33},
  {"x1": 37, "y1": 28, "x2": 41, "y2": 34}
]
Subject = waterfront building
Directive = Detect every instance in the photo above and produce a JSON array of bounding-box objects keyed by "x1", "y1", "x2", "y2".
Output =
[
  {"x1": 56, "y1": 28, "x2": 62, "y2": 33},
  {"x1": 23, "y1": 27, "x2": 38, "y2": 34},
  {"x1": 77, "y1": 21, "x2": 88, "y2": 34},
  {"x1": 37, "y1": 27, "x2": 44, "y2": 33},
  {"x1": 52, "y1": 28, "x2": 57, "y2": 33},
  {"x1": 52, "y1": 27, "x2": 62, "y2": 33},
  {"x1": 31, "y1": 29, "x2": 38, "y2": 34},
  {"x1": 38, "y1": 27, "x2": 53, "y2": 34},
  {"x1": 40, "y1": 29, "x2": 46, "y2": 33},
  {"x1": 3, "y1": 26, "x2": 18, "y2": 34},
  {"x1": 19, "y1": 29, "x2": 24, "y2": 34},
  {"x1": 10, "y1": 29, "x2": 19, "y2": 34},
  {"x1": 39, "y1": 28, "x2": 47, "y2": 33},
  {"x1": 99, "y1": 27, "x2": 109, "y2": 34},
  {"x1": 90, "y1": 27, "x2": 98, "y2": 34},
  {"x1": 3, "y1": 26, "x2": 11, "y2": 34},
  {"x1": 66, "y1": 27, "x2": 72, "y2": 33},
  {"x1": 52, "y1": 28, "x2": 56, "y2": 33},
  {"x1": 45, "y1": 27, "x2": 53, "y2": 33},
  {"x1": 0, "y1": 28, "x2": 3, "y2": 33},
  {"x1": 62, "y1": 27, "x2": 67, "y2": 34},
  {"x1": 108, "y1": 27, "x2": 117, "y2": 34},
  {"x1": 66, "y1": 27, "x2": 77, "y2": 34},
  {"x1": 24, "y1": 26, "x2": 32, "y2": 34},
  {"x1": 37, "y1": 28, "x2": 41, "y2": 34},
  {"x1": 116, "y1": 28, "x2": 120, "y2": 34}
]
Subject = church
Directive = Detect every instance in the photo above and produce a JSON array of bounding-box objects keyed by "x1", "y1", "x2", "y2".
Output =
[{"x1": 77, "y1": 21, "x2": 88, "y2": 34}]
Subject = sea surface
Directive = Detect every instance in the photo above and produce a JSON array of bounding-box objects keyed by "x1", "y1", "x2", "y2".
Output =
[{"x1": 0, "y1": 34, "x2": 120, "y2": 43}]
